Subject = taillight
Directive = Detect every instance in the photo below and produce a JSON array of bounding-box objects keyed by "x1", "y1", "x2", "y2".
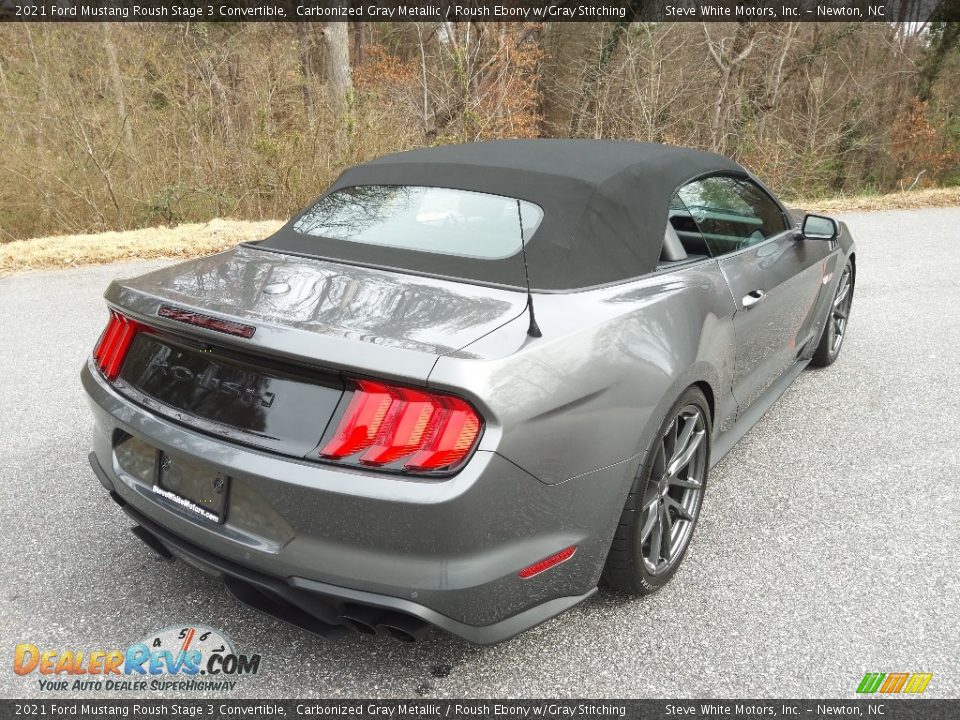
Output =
[
  {"x1": 93, "y1": 311, "x2": 142, "y2": 380},
  {"x1": 318, "y1": 380, "x2": 482, "y2": 474}
]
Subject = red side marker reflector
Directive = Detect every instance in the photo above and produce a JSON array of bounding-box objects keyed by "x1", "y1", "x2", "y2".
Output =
[
  {"x1": 157, "y1": 305, "x2": 256, "y2": 339},
  {"x1": 519, "y1": 546, "x2": 577, "y2": 579}
]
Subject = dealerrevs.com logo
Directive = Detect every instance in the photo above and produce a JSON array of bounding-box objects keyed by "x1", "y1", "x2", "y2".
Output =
[{"x1": 13, "y1": 625, "x2": 261, "y2": 693}]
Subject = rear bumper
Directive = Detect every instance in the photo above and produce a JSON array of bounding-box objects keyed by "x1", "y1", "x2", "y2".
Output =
[
  {"x1": 83, "y1": 362, "x2": 630, "y2": 643},
  {"x1": 92, "y1": 454, "x2": 593, "y2": 644}
]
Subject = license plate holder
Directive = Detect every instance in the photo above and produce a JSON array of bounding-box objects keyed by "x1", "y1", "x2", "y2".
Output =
[{"x1": 154, "y1": 451, "x2": 229, "y2": 524}]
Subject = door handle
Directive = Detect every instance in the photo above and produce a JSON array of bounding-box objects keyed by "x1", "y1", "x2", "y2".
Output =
[{"x1": 742, "y1": 289, "x2": 766, "y2": 308}]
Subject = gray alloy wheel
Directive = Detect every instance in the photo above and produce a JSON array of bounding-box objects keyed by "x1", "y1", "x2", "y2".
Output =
[
  {"x1": 602, "y1": 386, "x2": 711, "y2": 594},
  {"x1": 812, "y1": 260, "x2": 854, "y2": 367},
  {"x1": 640, "y1": 405, "x2": 708, "y2": 575}
]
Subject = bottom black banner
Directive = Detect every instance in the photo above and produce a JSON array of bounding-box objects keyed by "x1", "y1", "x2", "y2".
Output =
[{"x1": 2, "y1": 699, "x2": 957, "y2": 720}]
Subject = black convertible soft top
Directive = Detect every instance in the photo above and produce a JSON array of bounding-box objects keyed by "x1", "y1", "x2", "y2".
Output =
[{"x1": 258, "y1": 140, "x2": 745, "y2": 291}]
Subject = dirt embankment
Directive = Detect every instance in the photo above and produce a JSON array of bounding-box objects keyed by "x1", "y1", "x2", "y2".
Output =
[{"x1": 2, "y1": 187, "x2": 959, "y2": 276}]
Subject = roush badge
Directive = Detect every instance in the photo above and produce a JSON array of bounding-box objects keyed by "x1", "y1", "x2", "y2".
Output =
[
  {"x1": 157, "y1": 304, "x2": 256, "y2": 339},
  {"x1": 13, "y1": 625, "x2": 261, "y2": 693}
]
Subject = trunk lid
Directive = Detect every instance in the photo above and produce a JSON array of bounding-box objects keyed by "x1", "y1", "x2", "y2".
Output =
[
  {"x1": 106, "y1": 246, "x2": 526, "y2": 408},
  {"x1": 103, "y1": 246, "x2": 525, "y2": 451},
  {"x1": 108, "y1": 245, "x2": 527, "y2": 374}
]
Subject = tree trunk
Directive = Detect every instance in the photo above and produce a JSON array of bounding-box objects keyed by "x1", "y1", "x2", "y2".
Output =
[
  {"x1": 415, "y1": 23, "x2": 433, "y2": 134},
  {"x1": 101, "y1": 23, "x2": 133, "y2": 153},
  {"x1": 352, "y1": 21, "x2": 367, "y2": 67},
  {"x1": 539, "y1": 23, "x2": 605, "y2": 137},
  {"x1": 297, "y1": 23, "x2": 316, "y2": 127},
  {"x1": 568, "y1": 21, "x2": 628, "y2": 137},
  {"x1": 323, "y1": 20, "x2": 352, "y2": 114},
  {"x1": 916, "y1": 19, "x2": 960, "y2": 102},
  {"x1": 702, "y1": 22, "x2": 757, "y2": 153}
]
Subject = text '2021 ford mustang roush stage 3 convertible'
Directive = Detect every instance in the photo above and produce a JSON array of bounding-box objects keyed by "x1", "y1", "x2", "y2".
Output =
[{"x1": 83, "y1": 140, "x2": 855, "y2": 644}]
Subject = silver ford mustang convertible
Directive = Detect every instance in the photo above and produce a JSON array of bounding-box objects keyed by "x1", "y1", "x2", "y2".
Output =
[{"x1": 83, "y1": 141, "x2": 856, "y2": 644}]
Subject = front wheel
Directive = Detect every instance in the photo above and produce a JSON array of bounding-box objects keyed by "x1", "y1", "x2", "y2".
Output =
[
  {"x1": 811, "y1": 260, "x2": 854, "y2": 367},
  {"x1": 601, "y1": 387, "x2": 711, "y2": 594}
]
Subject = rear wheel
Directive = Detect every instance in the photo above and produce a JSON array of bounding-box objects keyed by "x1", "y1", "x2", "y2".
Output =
[
  {"x1": 602, "y1": 387, "x2": 710, "y2": 594},
  {"x1": 811, "y1": 260, "x2": 854, "y2": 367}
]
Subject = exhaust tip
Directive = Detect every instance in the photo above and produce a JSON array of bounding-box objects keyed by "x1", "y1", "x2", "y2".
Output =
[
  {"x1": 338, "y1": 605, "x2": 384, "y2": 635},
  {"x1": 341, "y1": 618, "x2": 378, "y2": 635}
]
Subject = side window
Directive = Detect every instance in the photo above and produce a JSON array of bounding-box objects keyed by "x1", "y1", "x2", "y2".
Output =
[
  {"x1": 667, "y1": 193, "x2": 711, "y2": 259},
  {"x1": 675, "y1": 175, "x2": 788, "y2": 256}
]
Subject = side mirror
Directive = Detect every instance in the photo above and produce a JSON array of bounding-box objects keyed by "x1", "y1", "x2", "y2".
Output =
[{"x1": 801, "y1": 214, "x2": 838, "y2": 241}]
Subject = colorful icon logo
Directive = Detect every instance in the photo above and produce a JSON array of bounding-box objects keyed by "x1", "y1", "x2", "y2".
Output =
[{"x1": 856, "y1": 672, "x2": 933, "y2": 694}]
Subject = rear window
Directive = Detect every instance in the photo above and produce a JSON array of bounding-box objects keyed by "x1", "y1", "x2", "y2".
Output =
[{"x1": 293, "y1": 185, "x2": 543, "y2": 260}]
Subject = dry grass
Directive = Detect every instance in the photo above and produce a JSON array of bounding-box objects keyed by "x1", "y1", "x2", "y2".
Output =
[
  {"x1": 0, "y1": 218, "x2": 283, "y2": 276},
  {"x1": 799, "y1": 186, "x2": 960, "y2": 213},
  {"x1": 2, "y1": 186, "x2": 959, "y2": 277}
]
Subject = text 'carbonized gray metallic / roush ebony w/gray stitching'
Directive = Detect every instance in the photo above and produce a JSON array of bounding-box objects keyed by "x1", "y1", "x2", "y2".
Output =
[{"x1": 82, "y1": 140, "x2": 856, "y2": 644}]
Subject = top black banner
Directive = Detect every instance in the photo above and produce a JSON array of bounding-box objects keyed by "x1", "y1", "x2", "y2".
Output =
[{"x1": 1, "y1": 0, "x2": 957, "y2": 22}]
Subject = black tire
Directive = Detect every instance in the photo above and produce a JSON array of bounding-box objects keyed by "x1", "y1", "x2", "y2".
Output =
[
  {"x1": 602, "y1": 387, "x2": 711, "y2": 594},
  {"x1": 811, "y1": 260, "x2": 854, "y2": 368}
]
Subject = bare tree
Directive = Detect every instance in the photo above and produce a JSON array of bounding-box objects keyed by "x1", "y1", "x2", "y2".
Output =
[
  {"x1": 297, "y1": 23, "x2": 317, "y2": 127},
  {"x1": 1, "y1": 21, "x2": 957, "y2": 241},
  {"x1": 323, "y1": 19, "x2": 352, "y2": 114},
  {"x1": 568, "y1": 22, "x2": 629, "y2": 137},
  {"x1": 100, "y1": 23, "x2": 133, "y2": 154},
  {"x1": 702, "y1": 22, "x2": 758, "y2": 153},
  {"x1": 540, "y1": 23, "x2": 605, "y2": 136}
]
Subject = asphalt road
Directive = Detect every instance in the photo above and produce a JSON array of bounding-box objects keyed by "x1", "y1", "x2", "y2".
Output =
[{"x1": 1, "y1": 208, "x2": 958, "y2": 700}]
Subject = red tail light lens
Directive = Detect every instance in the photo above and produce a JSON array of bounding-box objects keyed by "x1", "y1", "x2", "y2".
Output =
[
  {"x1": 404, "y1": 396, "x2": 482, "y2": 471},
  {"x1": 93, "y1": 311, "x2": 143, "y2": 380},
  {"x1": 359, "y1": 386, "x2": 438, "y2": 466},
  {"x1": 319, "y1": 380, "x2": 482, "y2": 474},
  {"x1": 320, "y1": 380, "x2": 394, "y2": 459}
]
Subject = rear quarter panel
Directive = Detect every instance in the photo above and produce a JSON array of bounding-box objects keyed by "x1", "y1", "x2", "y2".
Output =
[{"x1": 429, "y1": 261, "x2": 739, "y2": 486}]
